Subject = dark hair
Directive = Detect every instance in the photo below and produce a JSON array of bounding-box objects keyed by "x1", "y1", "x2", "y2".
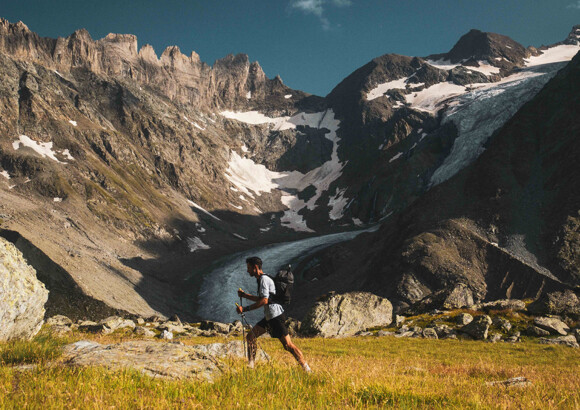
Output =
[{"x1": 246, "y1": 256, "x2": 262, "y2": 269}]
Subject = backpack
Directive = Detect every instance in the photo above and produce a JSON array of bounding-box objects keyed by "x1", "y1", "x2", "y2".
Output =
[{"x1": 259, "y1": 265, "x2": 294, "y2": 305}]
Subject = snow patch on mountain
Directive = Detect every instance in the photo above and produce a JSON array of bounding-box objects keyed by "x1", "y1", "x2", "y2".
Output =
[
  {"x1": 367, "y1": 77, "x2": 409, "y2": 101},
  {"x1": 223, "y1": 109, "x2": 346, "y2": 231},
  {"x1": 187, "y1": 237, "x2": 210, "y2": 253},
  {"x1": 1, "y1": 170, "x2": 10, "y2": 179},
  {"x1": 68, "y1": 120, "x2": 77, "y2": 127},
  {"x1": 406, "y1": 82, "x2": 466, "y2": 113},
  {"x1": 469, "y1": 61, "x2": 501, "y2": 75},
  {"x1": 525, "y1": 44, "x2": 580, "y2": 67},
  {"x1": 12, "y1": 135, "x2": 73, "y2": 163},
  {"x1": 425, "y1": 59, "x2": 460, "y2": 70},
  {"x1": 328, "y1": 188, "x2": 349, "y2": 220}
]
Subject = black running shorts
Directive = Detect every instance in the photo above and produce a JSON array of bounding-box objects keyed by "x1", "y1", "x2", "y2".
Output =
[{"x1": 256, "y1": 313, "x2": 289, "y2": 339}]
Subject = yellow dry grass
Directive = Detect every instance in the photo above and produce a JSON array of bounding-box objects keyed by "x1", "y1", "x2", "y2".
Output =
[{"x1": 0, "y1": 329, "x2": 579, "y2": 409}]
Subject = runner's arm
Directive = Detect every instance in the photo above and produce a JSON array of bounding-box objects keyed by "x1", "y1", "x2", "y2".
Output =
[
  {"x1": 239, "y1": 290, "x2": 261, "y2": 302},
  {"x1": 242, "y1": 297, "x2": 268, "y2": 312}
]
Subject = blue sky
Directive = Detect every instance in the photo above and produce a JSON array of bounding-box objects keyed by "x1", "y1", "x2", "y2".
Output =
[{"x1": 3, "y1": 1, "x2": 579, "y2": 96}]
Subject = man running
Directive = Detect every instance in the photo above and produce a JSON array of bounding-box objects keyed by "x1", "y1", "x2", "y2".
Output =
[{"x1": 236, "y1": 256, "x2": 311, "y2": 372}]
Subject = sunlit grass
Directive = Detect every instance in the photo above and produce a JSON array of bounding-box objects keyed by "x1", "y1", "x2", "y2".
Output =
[{"x1": 0, "y1": 330, "x2": 579, "y2": 408}]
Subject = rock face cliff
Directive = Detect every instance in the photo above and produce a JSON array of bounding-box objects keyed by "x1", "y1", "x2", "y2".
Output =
[{"x1": 0, "y1": 18, "x2": 578, "y2": 319}]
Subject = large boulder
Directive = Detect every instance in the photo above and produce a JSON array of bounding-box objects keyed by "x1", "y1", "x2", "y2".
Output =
[
  {"x1": 460, "y1": 315, "x2": 492, "y2": 340},
  {"x1": 533, "y1": 317, "x2": 570, "y2": 336},
  {"x1": 300, "y1": 292, "x2": 392, "y2": 337},
  {"x1": 0, "y1": 237, "x2": 49, "y2": 341},
  {"x1": 528, "y1": 290, "x2": 580, "y2": 318},
  {"x1": 408, "y1": 284, "x2": 475, "y2": 314}
]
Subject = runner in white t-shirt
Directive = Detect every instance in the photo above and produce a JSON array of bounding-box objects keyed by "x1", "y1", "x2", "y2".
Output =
[{"x1": 236, "y1": 256, "x2": 311, "y2": 372}]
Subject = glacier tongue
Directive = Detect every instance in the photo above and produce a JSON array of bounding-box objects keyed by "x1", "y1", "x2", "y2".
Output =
[{"x1": 429, "y1": 62, "x2": 568, "y2": 187}]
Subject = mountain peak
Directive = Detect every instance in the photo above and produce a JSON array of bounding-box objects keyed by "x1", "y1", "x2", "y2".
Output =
[
  {"x1": 563, "y1": 25, "x2": 580, "y2": 45},
  {"x1": 442, "y1": 29, "x2": 526, "y2": 64}
]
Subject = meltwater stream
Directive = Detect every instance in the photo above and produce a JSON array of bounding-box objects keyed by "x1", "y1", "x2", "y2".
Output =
[{"x1": 196, "y1": 226, "x2": 378, "y2": 323}]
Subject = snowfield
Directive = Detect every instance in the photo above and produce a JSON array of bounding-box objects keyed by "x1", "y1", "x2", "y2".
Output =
[{"x1": 222, "y1": 109, "x2": 346, "y2": 231}]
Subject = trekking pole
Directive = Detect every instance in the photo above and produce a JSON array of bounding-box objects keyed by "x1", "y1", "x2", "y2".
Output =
[
  {"x1": 238, "y1": 289, "x2": 247, "y2": 359},
  {"x1": 236, "y1": 302, "x2": 266, "y2": 362}
]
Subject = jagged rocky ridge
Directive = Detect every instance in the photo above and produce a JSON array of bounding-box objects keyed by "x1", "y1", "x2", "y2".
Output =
[{"x1": 0, "y1": 18, "x2": 578, "y2": 319}]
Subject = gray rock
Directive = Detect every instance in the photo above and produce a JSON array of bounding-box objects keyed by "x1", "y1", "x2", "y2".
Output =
[
  {"x1": 395, "y1": 331, "x2": 414, "y2": 338},
  {"x1": 300, "y1": 291, "x2": 392, "y2": 337},
  {"x1": 46, "y1": 315, "x2": 73, "y2": 327},
  {"x1": 528, "y1": 290, "x2": 580, "y2": 317},
  {"x1": 443, "y1": 334, "x2": 458, "y2": 340},
  {"x1": 160, "y1": 330, "x2": 173, "y2": 340},
  {"x1": 229, "y1": 320, "x2": 243, "y2": 334},
  {"x1": 533, "y1": 317, "x2": 570, "y2": 336},
  {"x1": 492, "y1": 317, "x2": 512, "y2": 332},
  {"x1": 460, "y1": 315, "x2": 492, "y2": 340},
  {"x1": 396, "y1": 325, "x2": 410, "y2": 334},
  {"x1": 422, "y1": 328, "x2": 438, "y2": 339},
  {"x1": 158, "y1": 321, "x2": 186, "y2": 334},
  {"x1": 456, "y1": 313, "x2": 473, "y2": 326},
  {"x1": 433, "y1": 324, "x2": 455, "y2": 339},
  {"x1": 357, "y1": 331, "x2": 373, "y2": 337},
  {"x1": 135, "y1": 326, "x2": 156, "y2": 337},
  {"x1": 136, "y1": 317, "x2": 146, "y2": 325},
  {"x1": 526, "y1": 325, "x2": 551, "y2": 337},
  {"x1": 0, "y1": 237, "x2": 49, "y2": 341},
  {"x1": 192, "y1": 341, "x2": 269, "y2": 362},
  {"x1": 79, "y1": 322, "x2": 112, "y2": 334},
  {"x1": 395, "y1": 315, "x2": 406, "y2": 326},
  {"x1": 200, "y1": 320, "x2": 231, "y2": 334},
  {"x1": 284, "y1": 318, "x2": 302, "y2": 337},
  {"x1": 409, "y1": 284, "x2": 475, "y2": 314},
  {"x1": 99, "y1": 316, "x2": 136, "y2": 331},
  {"x1": 377, "y1": 330, "x2": 395, "y2": 337},
  {"x1": 62, "y1": 340, "x2": 226, "y2": 381},
  {"x1": 505, "y1": 332, "x2": 520, "y2": 343},
  {"x1": 486, "y1": 377, "x2": 531, "y2": 387},
  {"x1": 538, "y1": 335, "x2": 579, "y2": 348},
  {"x1": 477, "y1": 300, "x2": 526, "y2": 312},
  {"x1": 488, "y1": 333, "x2": 502, "y2": 343}
]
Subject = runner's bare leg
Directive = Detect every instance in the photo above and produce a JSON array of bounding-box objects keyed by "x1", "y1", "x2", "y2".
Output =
[{"x1": 247, "y1": 325, "x2": 266, "y2": 367}]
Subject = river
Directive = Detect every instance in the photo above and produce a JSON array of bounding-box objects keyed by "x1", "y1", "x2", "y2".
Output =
[{"x1": 196, "y1": 226, "x2": 378, "y2": 323}]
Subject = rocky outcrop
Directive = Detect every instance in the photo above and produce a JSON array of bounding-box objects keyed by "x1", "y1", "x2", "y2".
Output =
[
  {"x1": 533, "y1": 317, "x2": 570, "y2": 336},
  {"x1": 460, "y1": 315, "x2": 492, "y2": 340},
  {"x1": 61, "y1": 339, "x2": 269, "y2": 381},
  {"x1": 538, "y1": 335, "x2": 579, "y2": 348},
  {"x1": 300, "y1": 292, "x2": 392, "y2": 337},
  {"x1": 62, "y1": 340, "x2": 221, "y2": 381},
  {"x1": 527, "y1": 290, "x2": 580, "y2": 318},
  {"x1": 476, "y1": 299, "x2": 526, "y2": 312},
  {"x1": 0, "y1": 237, "x2": 48, "y2": 341}
]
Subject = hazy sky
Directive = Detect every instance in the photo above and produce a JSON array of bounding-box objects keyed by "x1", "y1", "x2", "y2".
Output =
[{"x1": 3, "y1": 1, "x2": 579, "y2": 96}]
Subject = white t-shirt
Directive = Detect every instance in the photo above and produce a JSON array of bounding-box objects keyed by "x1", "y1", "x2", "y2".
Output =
[{"x1": 258, "y1": 275, "x2": 284, "y2": 320}]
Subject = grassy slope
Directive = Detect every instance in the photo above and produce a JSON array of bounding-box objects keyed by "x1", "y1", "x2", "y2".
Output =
[{"x1": 1, "y1": 329, "x2": 578, "y2": 408}]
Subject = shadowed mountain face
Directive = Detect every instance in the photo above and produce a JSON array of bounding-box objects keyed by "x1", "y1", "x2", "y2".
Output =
[
  {"x1": 0, "y1": 18, "x2": 578, "y2": 319},
  {"x1": 290, "y1": 52, "x2": 580, "y2": 318}
]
